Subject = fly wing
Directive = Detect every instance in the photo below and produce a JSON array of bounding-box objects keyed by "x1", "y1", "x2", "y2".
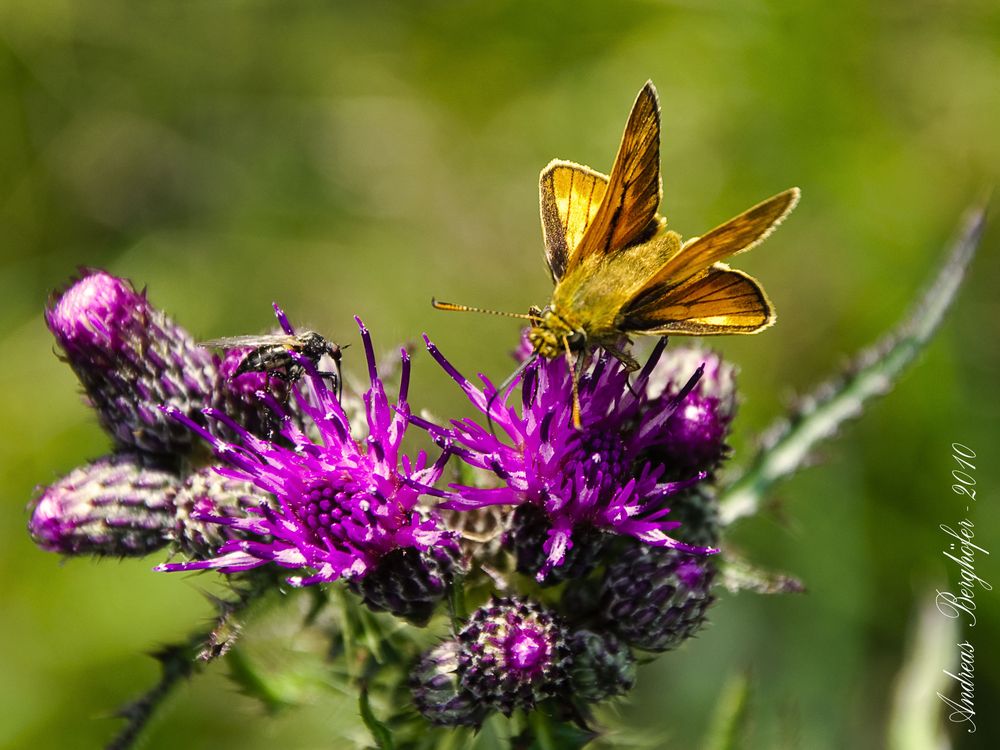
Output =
[
  {"x1": 563, "y1": 82, "x2": 663, "y2": 274},
  {"x1": 628, "y1": 188, "x2": 799, "y2": 309},
  {"x1": 539, "y1": 160, "x2": 608, "y2": 282},
  {"x1": 620, "y1": 263, "x2": 775, "y2": 335},
  {"x1": 200, "y1": 334, "x2": 295, "y2": 349}
]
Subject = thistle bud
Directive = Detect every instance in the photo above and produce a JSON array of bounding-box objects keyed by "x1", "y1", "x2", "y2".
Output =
[
  {"x1": 601, "y1": 543, "x2": 716, "y2": 652},
  {"x1": 644, "y1": 346, "x2": 737, "y2": 478},
  {"x1": 648, "y1": 347, "x2": 737, "y2": 416},
  {"x1": 170, "y1": 466, "x2": 271, "y2": 560},
  {"x1": 567, "y1": 629, "x2": 636, "y2": 702},
  {"x1": 29, "y1": 453, "x2": 179, "y2": 556},
  {"x1": 410, "y1": 640, "x2": 488, "y2": 727},
  {"x1": 45, "y1": 270, "x2": 218, "y2": 455},
  {"x1": 456, "y1": 596, "x2": 570, "y2": 716}
]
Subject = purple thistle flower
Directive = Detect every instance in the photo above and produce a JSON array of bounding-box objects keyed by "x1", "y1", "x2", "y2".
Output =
[
  {"x1": 45, "y1": 270, "x2": 219, "y2": 456},
  {"x1": 416, "y1": 336, "x2": 718, "y2": 581},
  {"x1": 642, "y1": 346, "x2": 738, "y2": 478},
  {"x1": 155, "y1": 314, "x2": 458, "y2": 594}
]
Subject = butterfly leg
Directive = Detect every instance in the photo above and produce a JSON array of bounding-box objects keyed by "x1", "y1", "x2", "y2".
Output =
[
  {"x1": 563, "y1": 337, "x2": 583, "y2": 430},
  {"x1": 602, "y1": 341, "x2": 641, "y2": 372}
]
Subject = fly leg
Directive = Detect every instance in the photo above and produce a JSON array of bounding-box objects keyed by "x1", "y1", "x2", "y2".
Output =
[{"x1": 316, "y1": 369, "x2": 342, "y2": 399}]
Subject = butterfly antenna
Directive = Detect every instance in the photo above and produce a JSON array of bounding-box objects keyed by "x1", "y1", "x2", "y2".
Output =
[
  {"x1": 432, "y1": 298, "x2": 537, "y2": 321},
  {"x1": 484, "y1": 354, "x2": 536, "y2": 436}
]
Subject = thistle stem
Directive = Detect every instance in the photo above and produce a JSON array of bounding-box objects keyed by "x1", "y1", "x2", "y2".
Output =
[{"x1": 106, "y1": 580, "x2": 270, "y2": 750}]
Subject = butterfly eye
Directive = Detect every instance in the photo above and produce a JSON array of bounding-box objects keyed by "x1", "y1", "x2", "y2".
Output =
[{"x1": 566, "y1": 331, "x2": 586, "y2": 350}]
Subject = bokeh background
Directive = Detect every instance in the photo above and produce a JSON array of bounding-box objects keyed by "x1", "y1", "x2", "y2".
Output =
[{"x1": 2, "y1": 2, "x2": 998, "y2": 748}]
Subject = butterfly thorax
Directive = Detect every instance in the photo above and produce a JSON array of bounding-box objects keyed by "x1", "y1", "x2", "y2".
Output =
[
  {"x1": 544, "y1": 233, "x2": 681, "y2": 343},
  {"x1": 528, "y1": 308, "x2": 586, "y2": 360}
]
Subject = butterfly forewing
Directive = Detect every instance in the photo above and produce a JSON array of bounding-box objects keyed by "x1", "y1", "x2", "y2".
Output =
[
  {"x1": 621, "y1": 264, "x2": 774, "y2": 335},
  {"x1": 539, "y1": 161, "x2": 609, "y2": 282},
  {"x1": 564, "y1": 82, "x2": 663, "y2": 273}
]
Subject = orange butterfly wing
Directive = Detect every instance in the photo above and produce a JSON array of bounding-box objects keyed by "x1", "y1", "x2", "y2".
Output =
[
  {"x1": 634, "y1": 189, "x2": 798, "y2": 293},
  {"x1": 539, "y1": 161, "x2": 608, "y2": 282},
  {"x1": 621, "y1": 188, "x2": 798, "y2": 334},
  {"x1": 563, "y1": 81, "x2": 663, "y2": 274},
  {"x1": 620, "y1": 264, "x2": 775, "y2": 335}
]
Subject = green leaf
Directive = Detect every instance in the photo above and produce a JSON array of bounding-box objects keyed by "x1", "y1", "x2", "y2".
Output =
[
  {"x1": 719, "y1": 204, "x2": 986, "y2": 526},
  {"x1": 356, "y1": 603, "x2": 389, "y2": 663},
  {"x1": 360, "y1": 685, "x2": 396, "y2": 750},
  {"x1": 337, "y1": 586, "x2": 392, "y2": 672},
  {"x1": 335, "y1": 587, "x2": 361, "y2": 679},
  {"x1": 225, "y1": 646, "x2": 296, "y2": 713},
  {"x1": 701, "y1": 671, "x2": 752, "y2": 750}
]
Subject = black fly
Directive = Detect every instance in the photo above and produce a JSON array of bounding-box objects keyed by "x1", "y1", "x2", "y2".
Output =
[{"x1": 203, "y1": 331, "x2": 343, "y2": 398}]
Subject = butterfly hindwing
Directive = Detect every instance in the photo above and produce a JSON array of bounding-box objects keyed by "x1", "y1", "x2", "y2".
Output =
[
  {"x1": 563, "y1": 81, "x2": 663, "y2": 274},
  {"x1": 539, "y1": 161, "x2": 609, "y2": 282},
  {"x1": 621, "y1": 263, "x2": 774, "y2": 335}
]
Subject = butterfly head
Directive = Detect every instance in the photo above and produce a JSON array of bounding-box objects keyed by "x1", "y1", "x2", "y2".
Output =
[{"x1": 529, "y1": 308, "x2": 585, "y2": 360}]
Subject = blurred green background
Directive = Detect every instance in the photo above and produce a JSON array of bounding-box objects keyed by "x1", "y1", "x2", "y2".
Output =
[{"x1": 2, "y1": 1, "x2": 997, "y2": 748}]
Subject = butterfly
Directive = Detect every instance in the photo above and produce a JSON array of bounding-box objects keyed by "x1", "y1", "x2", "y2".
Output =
[
  {"x1": 434, "y1": 81, "x2": 798, "y2": 425},
  {"x1": 530, "y1": 81, "x2": 798, "y2": 365}
]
